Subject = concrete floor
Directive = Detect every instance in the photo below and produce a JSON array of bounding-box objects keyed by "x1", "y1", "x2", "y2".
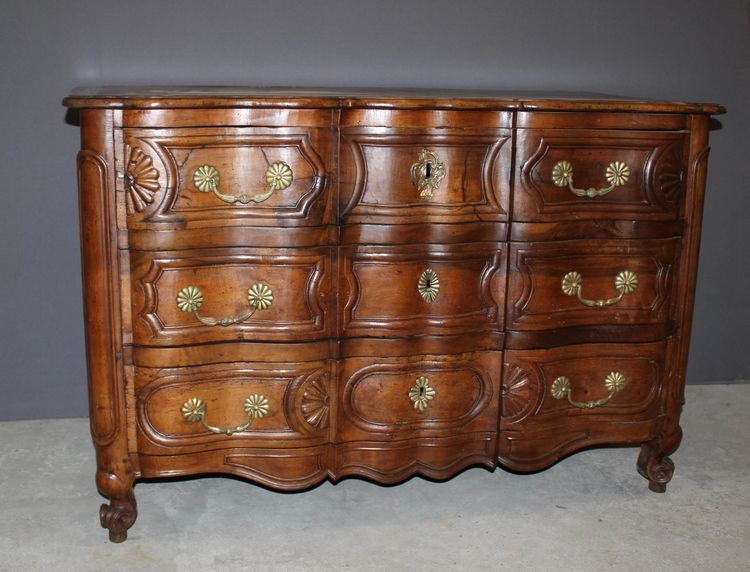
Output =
[{"x1": 0, "y1": 384, "x2": 748, "y2": 572}]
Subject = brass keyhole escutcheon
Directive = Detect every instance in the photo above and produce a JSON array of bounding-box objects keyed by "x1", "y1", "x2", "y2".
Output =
[
  {"x1": 409, "y1": 376, "x2": 436, "y2": 412},
  {"x1": 417, "y1": 269, "x2": 440, "y2": 303},
  {"x1": 411, "y1": 149, "x2": 446, "y2": 199}
]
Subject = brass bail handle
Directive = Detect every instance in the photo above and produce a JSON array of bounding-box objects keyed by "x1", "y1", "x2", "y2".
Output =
[
  {"x1": 175, "y1": 283, "x2": 274, "y2": 326},
  {"x1": 181, "y1": 395, "x2": 270, "y2": 435},
  {"x1": 561, "y1": 270, "x2": 639, "y2": 308},
  {"x1": 193, "y1": 161, "x2": 294, "y2": 204},
  {"x1": 550, "y1": 372, "x2": 627, "y2": 409},
  {"x1": 551, "y1": 160, "x2": 630, "y2": 198}
]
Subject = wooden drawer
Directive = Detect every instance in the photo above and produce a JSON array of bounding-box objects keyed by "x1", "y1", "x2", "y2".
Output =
[
  {"x1": 135, "y1": 361, "x2": 332, "y2": 454},
  {"x1": 338, "y1": 351, "x2": 501, "y2": 442},
  {"x1": 130, "y1": 247, "x2": 332, "y2": 345},
  {"x1": 498, "y1": 341, "x2": 667, "y2": 471},
  {"x1": 340, "y1": 110, "x2": 511, "y2": 224},
  {"x1": 121, "y1": 124, "x2": 334, "y2": 231},
  {"x1": 506, "y1": 238, "x2": 679, "y2": 332},
  {"x1": 340, "y1": 243, "x2": 505, "y2": 337},
  {"x1": 514, "y1": 128, "x2": 688, "y2": 222}
]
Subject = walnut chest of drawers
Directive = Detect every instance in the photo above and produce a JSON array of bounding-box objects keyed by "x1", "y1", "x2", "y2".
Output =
[{"x1": 64, "y1": 87, "x2": 724, "y2": 542}]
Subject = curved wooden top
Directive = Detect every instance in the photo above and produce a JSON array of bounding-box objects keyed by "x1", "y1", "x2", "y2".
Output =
[{"x1": 63, "y1": 86, "x2": 725, "y2": 114}]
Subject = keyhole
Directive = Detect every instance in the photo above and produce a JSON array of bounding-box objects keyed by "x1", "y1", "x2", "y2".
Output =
[
  {"x1": 424, "y1": 162, "x2": 432, "y2": 179},
  {"x1": 419, "y1": 386, "x2": 426, "y2": 398},
  {"x1": 424, "y1": 278, "x2": 432, "y2": 289}
]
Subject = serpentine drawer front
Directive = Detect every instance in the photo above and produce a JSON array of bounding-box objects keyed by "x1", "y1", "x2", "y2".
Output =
[{"x1": 65, "y1": 87, "x2": 723, "y2": 542}]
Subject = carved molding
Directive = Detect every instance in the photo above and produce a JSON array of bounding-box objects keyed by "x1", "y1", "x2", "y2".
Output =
[
  {"x1": 124, "y1": 132, "x2": 327, "y2": 223},
  {"x1": 136, "y1": 365, "x2": 332, "y2": 449},
  {"x1": 508, "y1": 240, "x2": 676, "y2": 329},
  {"x1": 122, "y1": 144, "x2": 161, "y2": 214},
  {"x1": 224, "y1": 450, "x2": 328, "y2": 490},
  {"x1": 342, "y1": 246, "x2": 503, "y2": 335},
  {"x1": 341, "y1": 360, "x2": 493, "y2": 434},
  {"x1": 519, "y1": 132, "x2": 687, "y2": 218},
  {"x1": 135, "y1": 250, "x2": 328, "y2": 344},
  {"x1": 340, "y1": 132, "x2": 509, "y2": 220},
  {"x1": 77, "y1": 150, "x2": 120, "y2": 447},
  {"x1": 300, "y1": 375, "x2": 330, "y2": 429},
  {"x1": 648, "y1": 142, "x2": 684, "y2": 207},
  {"x1": 334, "y1": 434, "x2": 496, "y2": 482},
  {"x1": 501, "y1": 364, "x2": 540, "y2": 424}
]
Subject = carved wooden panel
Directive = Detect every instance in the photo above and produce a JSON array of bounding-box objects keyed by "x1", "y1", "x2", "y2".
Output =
[
  {"x1": 338, "y1": 352, "x2": 501, "y2": 442},
  {"x1": 340, "y1": 127, "x2": 511, "y2": 224},
  {"x1": 77, "y1": 149, "x2": 122, "y2": 446},
  {"x1": 223, "y1": 448, "x2": 328, "y2": 490},
  {"x1": 121, "y1": 126, "x2": 333, "y2": 230},
  {"x1": 334, "y1": 433, "x2": 496, "y2": 482},
  {"x1": 131, "y1": 246, "x2": 332, "y2": 345},
  {"x1": 500, "y1": 364, "x2": 541, "y2": 425},
  {"x1": 502, "y1": 342, "x2": 665, "y2": 426},
  {"x1": 135, "y1": 362, "x2": 331, "y2": 454},
  {"x1": 514, "y1": 129, "x2": 688, "y2": 222},
  {"x1": 498, "y1": 341, "x2": 667, "y2": 471},
  {"x1": 341, "y1": 243, "x2": 505, "y2": 337},
  {"x1": 138, "y1": 446, "x2": 331, "y2": 491},
  {"x1": 507, "y1": 238, "x2": 678, "y2": 331}
]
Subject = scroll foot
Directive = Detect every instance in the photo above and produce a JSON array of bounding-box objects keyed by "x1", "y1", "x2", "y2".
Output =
[
  {"x1": 99, "y1": 494, "x2": 137, "y2": 543},
  {"x1": 637, "y1": 425, "x2": 682, "y2": 493}
]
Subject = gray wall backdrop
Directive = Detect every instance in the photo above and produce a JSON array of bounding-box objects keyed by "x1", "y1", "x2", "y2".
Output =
[{"x1": 1, "y1": 0, "x2": 748, "y2": 421}]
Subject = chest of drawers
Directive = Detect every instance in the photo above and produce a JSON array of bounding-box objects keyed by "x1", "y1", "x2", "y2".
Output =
[{"x1": 64, "y1": 87, "x2": 724, "y2": 542}]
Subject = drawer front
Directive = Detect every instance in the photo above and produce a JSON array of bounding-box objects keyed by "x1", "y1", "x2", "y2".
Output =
[
  {"x1": 338, "y1": 351, "x2": 501, "y2": 442},
  {"x1": 121, "y1": 125, "x2": 333, "y2": 229},
  {"x1": 498, "y1": 342, "x2": 666, "y2": 470},
  {"x1": 135, "y1": 361, "x2": 332, "y2": 454},
  {"x1": 506, "y1": 238, "x2": 678, "y2": 331},
  {"x1": 340, "y1": 243, "x2": 505, "y2": 337},
  {"x1": 340, "y1": 110, "x2": 511, "y2": 224},
  {"x1": 131, "y1": 247, "x2": 332, "y2": 345},
  {"x1": 514, "y1": 129, "x2": 688, "y2": 222}
]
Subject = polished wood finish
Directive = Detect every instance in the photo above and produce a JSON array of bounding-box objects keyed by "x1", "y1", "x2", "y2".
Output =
[
  {"x1": 66, "y1": 88, "x2": 722, "y2": 542},
  {"x1": 130, "y1": 246, "x2": 333, "y2": 344},
  {"x1": 514, "y1": 129, "x2": 688, "y2": 222},
  {"x1": 64, "y1": 86, "x2": 725, "y2": 114},
  {"x1": 506, "y1": 238, "x2": 679, "y2": 331}
]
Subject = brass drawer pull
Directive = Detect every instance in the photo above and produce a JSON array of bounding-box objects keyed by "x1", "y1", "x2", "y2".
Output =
[
  {"x1": 409, "y1": 376, "x2": 436, "y2": 412},
  {"x1": 561, "y1": 270, "x2": 638, "y2": 308},
  {"x1": 181, "y1": 395, "x2": 270, "y2": 435},
  {"x1": 411, "y1": 148, "x2": 446, "y2": 199},
  {"x1": 551, "y1": 160, "x2": 630, "y2": 198},
  {"x1": 550, "y1": 371, "x2": 626, "y2": 409},
  {"x1": 176, "y1": 283, "x2": 273, "y2": 326},
  {"x1": 192, "y1": 161, "x2": 293, "y2": 204}
]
